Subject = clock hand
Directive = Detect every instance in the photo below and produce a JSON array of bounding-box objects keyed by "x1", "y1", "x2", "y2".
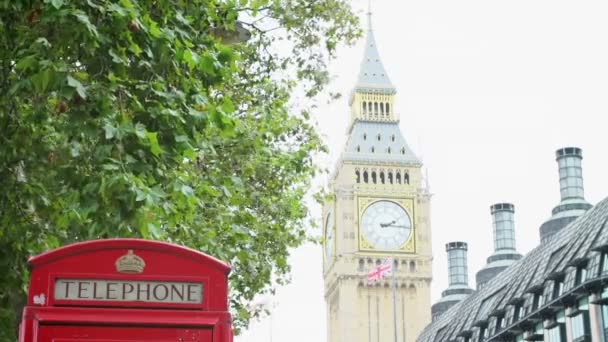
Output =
[
  {"x1": 379, "y1": 220, "x2": 396, "y2": 228},
  {"x1": 386, "y1": 224, "x2": 409, "y2": 229}
]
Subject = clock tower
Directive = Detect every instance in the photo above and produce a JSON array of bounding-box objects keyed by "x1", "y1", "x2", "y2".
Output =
[{"x1": 322, "y1": 11, "x2": 433, "y2": 342}]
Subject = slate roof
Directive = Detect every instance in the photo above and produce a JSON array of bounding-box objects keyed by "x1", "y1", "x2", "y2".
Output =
[
  {"x1": 417, "y1": 196, "x2": 608, "y2": 342},
  {"x1": 355, "y1": 16, "x2": 396, "y2": 93},
  {"x1": 342, "y1": 121, "x2": 421, "y2": 165}
]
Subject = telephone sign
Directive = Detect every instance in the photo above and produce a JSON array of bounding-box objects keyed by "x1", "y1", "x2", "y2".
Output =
[{"x1": 19, "y1": 239, "x2": 233, "y2": 342}]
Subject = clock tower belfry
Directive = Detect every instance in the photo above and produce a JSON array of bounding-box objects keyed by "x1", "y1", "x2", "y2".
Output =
[{"x1": 322, "y1": 11, "x2": 433, "y2": 342}]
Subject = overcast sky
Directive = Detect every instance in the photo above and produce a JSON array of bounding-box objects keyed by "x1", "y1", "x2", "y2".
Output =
[{"x1": 237, "y1": 1, "x2": 608, "y2": 341}]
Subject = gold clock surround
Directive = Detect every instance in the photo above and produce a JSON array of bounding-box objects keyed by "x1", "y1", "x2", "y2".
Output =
[{"x1": 357, "y1": 196, "x2": 416, "y2": 253}]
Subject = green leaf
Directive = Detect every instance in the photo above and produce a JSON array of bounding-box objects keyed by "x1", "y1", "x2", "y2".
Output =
[
  {"x1": 135, "y1": 123, "x2": 147, "y2": 139},
  {"x1": 146, "y1": 132, "x2": 162, "y2": 156},
  {"x1": 15, "y1": 55, "x2": 38, "y2": 71},
  {"x1": 148, "y1": 223, "x2": 161, "y2": 238},
  {"x1": 102, "y1": 163, "x2": 120, "y2": 170},
  {"x1": 30, "y1": 69, "x2": 54, "y2": 93},
  {"x1": 74, "y1": 12, "x2": 99, "y2": 38},
  {"x1": 221, "y1": 98, "x2": 235, "y2": 114},
  {"x1": 67, "y1": 75, "x2": 87, "y2": 99},
  {"x1": 51, "y1": 0, "x2": 64, "y2": 9},
  {"x1": 104, "y1": 123, "x2": 117, "y2": 139}
]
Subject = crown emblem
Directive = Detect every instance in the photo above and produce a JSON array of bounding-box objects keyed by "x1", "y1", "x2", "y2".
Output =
[{"x1": 115, "y1": 250, "x2": 146, "y2": 274}]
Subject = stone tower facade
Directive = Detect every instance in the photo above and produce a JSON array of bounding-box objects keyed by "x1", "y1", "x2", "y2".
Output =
[{"x1": 322, "y1": 12, "x2": 433, "y2": 342}]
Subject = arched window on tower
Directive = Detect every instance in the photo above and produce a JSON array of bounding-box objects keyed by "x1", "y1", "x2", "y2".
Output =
[
  {"x1": 386, "y1": 103, "x2": 390, "y2": 115},
  {"x1": 356, "y1": 145, "x2": 360, "y2": 152},
  {"x1": 387, "y1": 147, "x2": 391, "y2": 154},
  {"x1": 368, "y1": 102, "x2": 372, "y2": 115},
  {"x1": 371, "y1": 146, "x2": 375, "y2": 153},
  {"x1": 380, "y1": 103, "x2": 384, "y2": 115},
  {"x1": 388, "y1": 172, "x2": 393, "y2": 184},
  {"x1": 355, "y1": 170, "x2": 360, "y2": 183},
  {"x1": 404, "y1": 172, "x2": 410, "y2": 185},
  {"x1": 363, "y1": 171, "x2": 369, "y2": 183},
  {"x1": 396, "y1": 172, "x2": 401, "y2": 184},
  {"x1": 408, "y1": 284, "x2": 417, "y2": 298},
  {"x1": 362, "y1": 101, "x2": 367, "y2": 115},
  {"x1": 380, "y1": 172, "x2": 385, "y2": 184},
  {"x1": 371, "y1": 171, "x2": 377, "y2": 184},
  {"x1": 374, "y1": 102, "x2": 378, "y2": 115}
]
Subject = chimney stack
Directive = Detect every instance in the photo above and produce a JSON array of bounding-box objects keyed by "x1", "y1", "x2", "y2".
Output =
[
  {"x1": 539, "y1": 147, "x2": 592, "y2": 243},
  {"x1": 431, "y1": 242, "x2": 474, "y2": 320},
  {"x1": 475, "y1": 203, "x2": 522, "y2": 289},
  {"x1": 557, "y1": 147, "x2": 585, "y2": 200}
]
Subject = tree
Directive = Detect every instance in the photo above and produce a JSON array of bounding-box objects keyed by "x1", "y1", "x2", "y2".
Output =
[{"x1": 0, "y1": 0, "x2": 360, "y2": 340}]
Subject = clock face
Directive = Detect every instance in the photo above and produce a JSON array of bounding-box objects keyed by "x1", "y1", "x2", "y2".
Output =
[
  {"x1": 361, "y1": 200, "x2": 412, "y2": 250},
  {"x1": 325, "y1": 211, "x2": 334, "y2": 259}
]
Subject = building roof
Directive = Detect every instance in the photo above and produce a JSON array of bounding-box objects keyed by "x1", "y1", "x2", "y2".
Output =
[
  {"x1": 417, "y1": 196, "x2": 608, "y2": 342},
  {"x1": 355, "y1": 13, "x2": 396, "y2": 93},
  {"x1": 342, "y1": 121, "x2": 421, "y2": 165}
]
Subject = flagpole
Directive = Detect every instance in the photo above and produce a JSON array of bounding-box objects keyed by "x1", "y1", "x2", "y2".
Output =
[{"x1": 392, "y1": 259, "x2": 397, "y2": 342}]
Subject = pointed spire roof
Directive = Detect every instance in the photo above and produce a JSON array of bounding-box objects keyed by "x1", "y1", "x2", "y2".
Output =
[{"x1": 355, "y1": 10, "x2": 396, "y2": 93}]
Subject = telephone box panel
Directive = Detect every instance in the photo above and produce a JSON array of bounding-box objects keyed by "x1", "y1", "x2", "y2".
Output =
[
  {"x1": 20, "y1": 239, "x2": 233, "y2": 342},
  {"x1": 38, "y1": 325, "x2": 213, "y2": 342}
]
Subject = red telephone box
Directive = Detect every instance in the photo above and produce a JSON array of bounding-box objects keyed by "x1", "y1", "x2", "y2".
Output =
[{"x1": 19, "y1": 239, "x2": 233, "y2": 342}]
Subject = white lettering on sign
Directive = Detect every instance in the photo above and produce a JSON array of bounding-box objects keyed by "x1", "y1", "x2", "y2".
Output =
[{"x1": 54, "y1": 279, "x2": 203, "y2": 304}]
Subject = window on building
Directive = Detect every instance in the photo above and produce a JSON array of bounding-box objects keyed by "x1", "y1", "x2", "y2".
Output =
[
  {"x1": 387, "y1": 147, "x2": 391, "y2": 154},
  {"x1": 386, "y1": 103, "x2": 390, "y2": 115},
  {"x1": 601, "y1": 253, "x2": 608, "y2": 275},
  {"x1": 379, "y1": 172, "x2": 385, "y2": 184},
  {"x1": 494, "y1": 315, "x2": 503, "y2": 334},
  {"x1": 575, "y1": 265, "x2": 588, "y2": 286},
  {"x1": 551, "y1": 310, "x2": 567, "y2": 341},
  {"x1": 377, "y1": 133, "x2": 381, "y2": 141},
  {"x1": 371, "y1": 171, "x2": 377, "y2": 183},
  {"x1": 546, "y1": 324, "x2": 566, "y2": 342},
  {"x1": 586, "y1": 253, "x2": 601, "y2": 280},
  {"x1": 391, "y1": 134, "x2": 395, "y2": 142},
  {"x1": 356, "y1": 145, "x2": 360, "y2": 152},
  {"x1": 374, "y1": 102, "x2": 378, "y2": 115},
  {"x1": 478, "y1": 326, "x2": 486, "y2": 342},
  {"x1": 409, "y1": 261, "x2": 416, "y2": 272},
  {"x1": 533, "y1": 291, "x2": 544, "y2": 310},
  {"x1": 362, "y1": 101, "x2": 367, "y2": 114},
  {"x1": 380, "y1": 103, "x2": 384, "y2": 115},
  {"x1": 513, "y1": 302, "x2": 522, "y2": 321},
  {"x1": 363, "y1": 171, "x2": 368, "y2": 183},
  {"x1": 388, "y1": 172, "x2": 393, "y2": 184},
  {"x1": 396, "y1": 172, "x2": 401, "y2": 184},
  {"x1": 563, "y1": 269, "x2": 577, "y2": 292},
  {"x1": 553, "y1": 278, "x2": 564, "y2": 299},
  {"x1": 371, "y1": 146, "x2": 375, "y2": 153},
  {"x1": 404, "y1": 172, "x2": 410, "y2": 184},
  {"x1": 363, "y1": 133, "x2": 367, "y2": 140},
  {"x1": 570, "y1": 298, "x2": 590, "y2": 342},
  {"x1": 601, "y1": 301, "x2": 608, "y2": 341}
]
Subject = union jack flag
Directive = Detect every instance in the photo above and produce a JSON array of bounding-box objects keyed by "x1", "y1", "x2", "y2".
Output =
[{"x1": 367, "y1": 257, "x2": 393, "y2": 283}]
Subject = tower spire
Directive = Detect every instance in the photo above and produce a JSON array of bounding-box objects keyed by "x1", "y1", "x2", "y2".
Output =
[
  {"x1": 355, "y1": 2, "x2": 395, "y2": 94},
  {"x1": 367, "y1": 0, "x2": 372, "y2": 30}
]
